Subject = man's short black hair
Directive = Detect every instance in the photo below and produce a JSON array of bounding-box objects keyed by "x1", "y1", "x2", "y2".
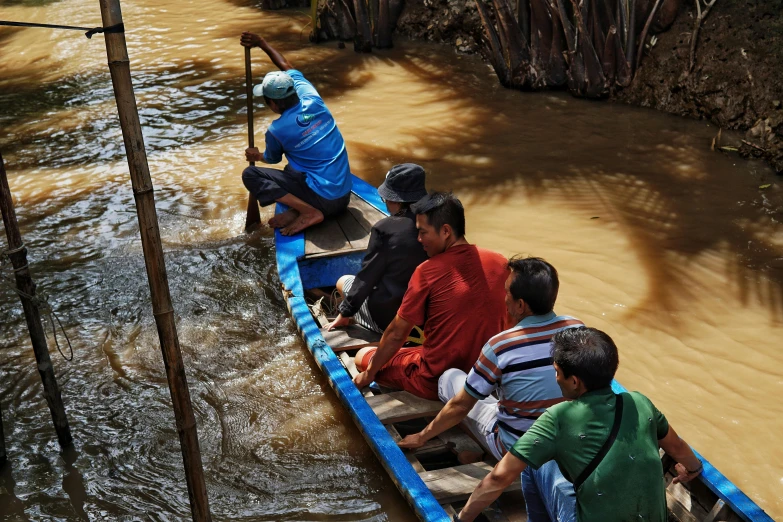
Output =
[
  {"x1": 411, "y1": 191, "x2": 465, "y2": 238},
  {"x1": 507, "y1": 256, "x2": 559, "y2": 315},
  {"x1": 264, "y1": 92, "x2": 300, "y2": 112},
  {"x1": 551, "y1": 327, "x2": 619, "y2": 391}
]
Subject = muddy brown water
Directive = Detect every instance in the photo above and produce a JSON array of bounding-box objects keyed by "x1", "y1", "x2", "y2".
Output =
[{"x1": 1, "y1": 0, "x2": 782, "y2": 519}]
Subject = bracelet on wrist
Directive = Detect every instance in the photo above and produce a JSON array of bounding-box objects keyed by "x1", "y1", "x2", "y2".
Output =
[{"x1": 686, "y1": 462, "x2": 703, "y2": 474}]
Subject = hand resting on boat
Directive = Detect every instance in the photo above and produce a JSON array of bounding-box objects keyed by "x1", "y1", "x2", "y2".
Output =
[
  {"x1": 398, "y1": 388, "x2": 479, "y2": 450},
  {"x1": 397, "y1": 432, "x2": 427, "y2": 449},
  {"x1": 659, "y1": 425, "x2": 703, "y2": 484},
  {"x1": 326, "y1": 313, "x2": 351, "y2": 331}
]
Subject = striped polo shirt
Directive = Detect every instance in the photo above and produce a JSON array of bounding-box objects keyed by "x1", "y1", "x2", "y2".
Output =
[{"x1": 464, "y1": 311, "x2": 584, "y2": 452}]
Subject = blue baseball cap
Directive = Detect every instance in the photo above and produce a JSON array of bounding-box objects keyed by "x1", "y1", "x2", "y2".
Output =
[{"x1": 253, "y1": 71, "x2": 295, "y2": 99}]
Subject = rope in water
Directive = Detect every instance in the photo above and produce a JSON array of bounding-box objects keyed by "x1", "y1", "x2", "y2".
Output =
[
  {"x1": 1, "y1": 249, "x2": 74, "y2": 362},
  {"x1": 0, "y1": 20, "x2": 124, "y2": 39}
]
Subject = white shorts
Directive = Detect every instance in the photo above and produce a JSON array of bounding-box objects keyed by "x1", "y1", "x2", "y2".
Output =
[{"x1": 438, "y1": 368, "x2": 505, "y2": 461}]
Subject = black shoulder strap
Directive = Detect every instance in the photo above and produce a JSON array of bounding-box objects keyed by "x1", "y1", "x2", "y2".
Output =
[{"x1": 573, "y1": 393, "x2": 624, "y2": 491}]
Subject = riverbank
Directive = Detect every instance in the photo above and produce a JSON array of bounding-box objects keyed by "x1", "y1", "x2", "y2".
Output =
[
  {"x1": 391, "y1": 0, "x2": 783, "y2": 174},
  {"x1": 616, "y1": 0, "x2": 783, "y2": 174}
]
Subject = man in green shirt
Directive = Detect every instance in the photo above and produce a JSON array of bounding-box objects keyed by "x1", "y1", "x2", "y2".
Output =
[{"x1": 455, "y1": 327, "x2": 704, "y2": 522}]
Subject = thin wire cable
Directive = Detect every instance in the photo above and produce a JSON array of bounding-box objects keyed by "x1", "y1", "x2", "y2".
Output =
[
  {"x1": 0, "y1": 20, "x2": 124, "y2": 39},
  {"x1": 0, "y1": 252, "x2": 75, "y2": 361}
]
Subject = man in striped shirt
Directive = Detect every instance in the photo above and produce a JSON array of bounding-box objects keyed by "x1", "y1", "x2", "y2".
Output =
[{"x1": 398, "y1": 256, "x2": 583, "y2": 461}]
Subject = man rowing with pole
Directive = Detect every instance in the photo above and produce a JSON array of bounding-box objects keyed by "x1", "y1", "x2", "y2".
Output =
[{"x1": 240, "y1": 32, "x2": 353, "y2": 235}]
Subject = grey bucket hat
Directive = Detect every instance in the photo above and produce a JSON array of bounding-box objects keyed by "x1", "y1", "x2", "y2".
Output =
[
  {"x1": 253, "y1": 71, "x2": 295, "y2": 100},
  {"x1": 378, "y1": 163, "x2": 428, "y2": 203}
]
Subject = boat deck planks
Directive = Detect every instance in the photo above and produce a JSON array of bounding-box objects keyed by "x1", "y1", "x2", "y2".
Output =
[
  {"x1": 437, "y1": 427, "x2": 485, "y2": 456},
  {"x1": 420, "y1": 462, "x2": 522, "y2": 505},
  {"x1": 346, "y1": 196, "x2": 384, "y2": 233},
  {"x1": 336, "y1": 208, "x2": 372, "y2": 250},
  {"x1": 304, "y1": 194, "x2": 385, "y2": 259},
  {"x1": 661, "y1": 454, "x2": 743, "y2": 522},
  {"x1": 319, "y1": 325, "x2": 381, "y2": 352},
  {"x1": 340, "y1": 352, "x2": 436, "y2": 477},
  {"x1": 338, "y1": 351, "x2": 462, "y2": 514},
  {"x1": 366, "y1": 391, "x2": 444, "y2": 424}
]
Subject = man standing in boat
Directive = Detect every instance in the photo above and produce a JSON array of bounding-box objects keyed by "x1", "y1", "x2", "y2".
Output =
[
  {"x1": 240, "y1": 32, "x2": 352, "y2": 235},
  {"x1": 453, "y1": 327, "x2": 704, "y2": 522},
  {"x1": 352, "y1": 192, "x2": 508, "y2": 400},
  {"x1": 398, "y1": 257, "x2": 584, "y2": 467}
]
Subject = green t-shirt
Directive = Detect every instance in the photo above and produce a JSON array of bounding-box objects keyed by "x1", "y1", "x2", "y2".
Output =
[{"x1": 510, "y1": 387, "x2": 670, "y2": 522}]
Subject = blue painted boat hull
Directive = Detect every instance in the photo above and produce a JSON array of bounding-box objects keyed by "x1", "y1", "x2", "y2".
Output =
[
  {"x1": 274, "y1": 174, "x2": 772, "y2": 522},
  {"x1": 275, "y1": 175, "x2": 450, "y2": 522}
]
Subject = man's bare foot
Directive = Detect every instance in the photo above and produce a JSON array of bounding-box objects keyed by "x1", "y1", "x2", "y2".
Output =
[
  {"x1": 281, "y1": 210, "x2": 324, "y2": 236},
  {"x1": 457, "y1": 450, "x2": 485, "y2": 465},
  {"x1": 268, "y1": 209, "x2": 299, "y2": 229}
]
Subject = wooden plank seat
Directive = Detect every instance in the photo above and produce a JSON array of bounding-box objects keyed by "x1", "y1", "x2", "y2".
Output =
[
  {"x1": 304, "y1": 194, "x2": 386, "y2": 259},
  {"x1": 320, "y1": 324, "x2": 381, "y2": 352},
  {"x1": 420, "y1": 462, "x2": 522, "y2": 504},
  {"x1": 366, "y1": 391, "x2": 444, "y2": 424}
]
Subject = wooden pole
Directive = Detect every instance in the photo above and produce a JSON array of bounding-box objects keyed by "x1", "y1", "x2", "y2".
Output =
[
  {"x1": 95, "y1": 2, "x2": 212, "y2": 520},
  {"x1": 0, "y1": 151, "x2": 73, "y2": 450},
  {"x1": 245, "y1": 47, "x2": 255, "y2": 159},
  {"x1": 244, "y1": 46, "x2": 260, "y2": 230}
]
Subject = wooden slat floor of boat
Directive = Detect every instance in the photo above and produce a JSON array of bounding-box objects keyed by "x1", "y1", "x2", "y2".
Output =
[
  {"x1": 338, "y1": 352, "x2": 426, "y2": 474},
  {"x1": 304, "y1": 194, "x2": 385, "y2": 259},
  {"x1": 419, "y1": 462, "x2": 522, "y2": 505},
  {"x1": 320, "y1": 325, "x2": 381, "y2": 352},
  {"x1": 437, "y1": 427, "x2": 484, "y2": 456},
  {"x1": 335, "y1": 346, "x2": 524, "y2": 519},
  {"x1": 661, "y1": 454, "x2": 743, "y2": 522},
  {"x1": 366, "y1": 391, "x2": 444, "y2": 424},
  {"x1": 337, "y1": 351, "x2": 462, "y2": 515}
]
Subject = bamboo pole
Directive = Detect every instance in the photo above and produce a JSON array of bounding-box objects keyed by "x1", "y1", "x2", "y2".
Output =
[
  {"x1": 0, "y1": 151, "x2": 73, "y2": 450},
  {"x1": 95, "y1": 1, "x2": 212, "y2": 520}
]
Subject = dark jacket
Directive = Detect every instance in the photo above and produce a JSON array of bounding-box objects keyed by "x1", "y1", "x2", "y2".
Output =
[{"x1": 338, "y1": 208, "x2": 427, "y2": 330}]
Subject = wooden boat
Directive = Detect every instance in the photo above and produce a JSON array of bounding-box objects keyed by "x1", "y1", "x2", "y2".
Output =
[{"x1": 274, "y1": 174, "x2": 773, "y2": 522}]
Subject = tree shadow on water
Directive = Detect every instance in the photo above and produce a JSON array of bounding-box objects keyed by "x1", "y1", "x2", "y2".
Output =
[
  {"x1": 0, "y1": 460, "x2": 30, "y2": 520},
  {"x1": 1, "y1": 15, "x2": 781, "y2": 328},
  {"x1": 332, "y1": 59, "x2": 783, "y2": 324}
]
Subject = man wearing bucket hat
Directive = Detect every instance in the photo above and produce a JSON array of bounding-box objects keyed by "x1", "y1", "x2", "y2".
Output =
[
  {"x1": 327, "y1": 163, "x2": 429, "y2": 334},
  {"x1": 240, "y1": 32, "x2": 352, "y2": 235}
]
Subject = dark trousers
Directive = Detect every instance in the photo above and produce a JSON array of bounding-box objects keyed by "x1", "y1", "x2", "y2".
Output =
[{"x1": 242, "y1": 165, "x2": 350, "y2": 217}]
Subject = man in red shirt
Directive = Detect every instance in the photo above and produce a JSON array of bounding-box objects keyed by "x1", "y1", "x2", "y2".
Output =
[{"x1": 353, "y1": 192, "x2": 509, "y2": 400}]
